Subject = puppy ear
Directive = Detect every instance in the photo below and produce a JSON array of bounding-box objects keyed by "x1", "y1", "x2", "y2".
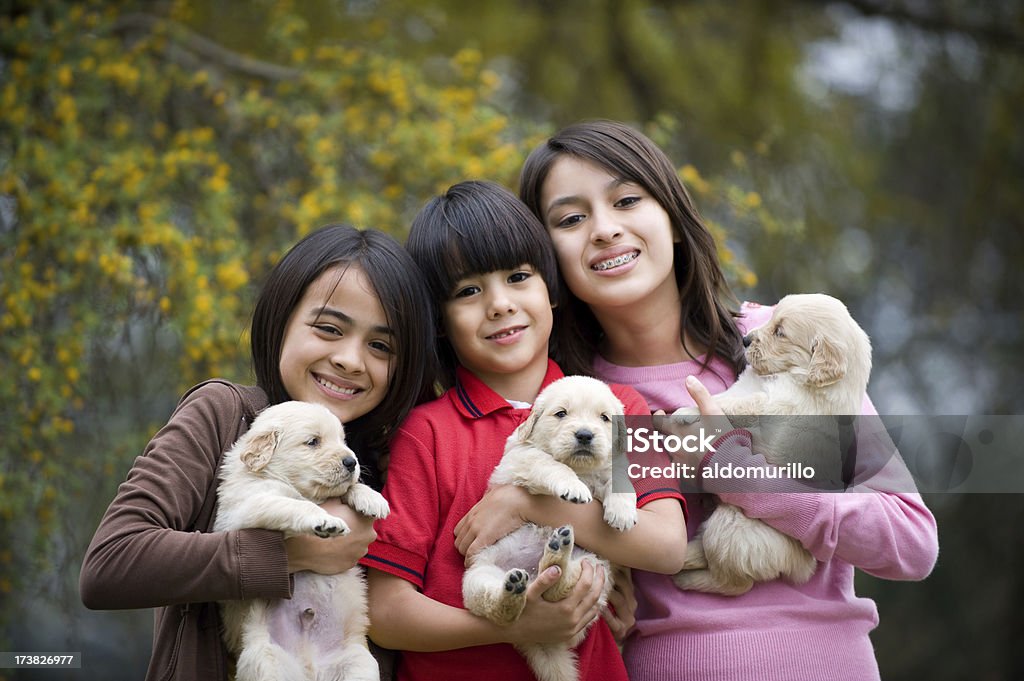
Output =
[
  {"x1": 807, "y1": 335, "x2": 846, "y2": 387},
  {"x1": 239, "y1": 428, "x2": 280, "y2": 472},
  {"x1": 516, "y1": 408, "x2": 543, "y2": 444},
  {"x1": 612, "y1": 414, "x2": 628, "y2": 457}
]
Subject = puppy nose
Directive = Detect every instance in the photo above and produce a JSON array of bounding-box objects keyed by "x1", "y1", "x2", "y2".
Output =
[
  {"x1": 743, "y1": 333, "x2": 753, "y2": 347},
  {"x1": 575, "y1": 429, "x2": 594, "y2": 445},
  {"x1": 342, "y1": 455, "x2": 357, "y2": 471}
]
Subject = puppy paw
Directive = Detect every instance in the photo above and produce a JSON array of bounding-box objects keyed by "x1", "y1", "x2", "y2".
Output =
[
  {"x1": 490, "y1": 568, "x2": 529, "y2": 625},
  {"x1": 504, "y1": 568, "x2": 529, "y2": 595},
  {"x1": 554, "y1": 478, "x2": 593, "y2": 505},
  {"x1": 671, "y1": 407, "x2": 700, "y2": 424},
  {"x1": 681, "y1": 535, "x2": 708, "y2": 570},
  {"x1": 347, "y1": 484, "x2": 391, "y2": 520},
  {"x1": 540, "y1": 526, "x2": 575, "y2": 573},
  {"x1": 602, "y1": 493, "x2": 638, "y2": 531},
  {"x1": 540, "y1": 526, "x2": 581, "y2": 602},
  {"x1": 673, "y1": 567, "x2": 752, "y2": 596},
  {"x1": 310, "y1": 514, "x2": 350, "y2": 538},
  {"x1": 548, "y1": 526, "x2": 574, "y2": 553}
]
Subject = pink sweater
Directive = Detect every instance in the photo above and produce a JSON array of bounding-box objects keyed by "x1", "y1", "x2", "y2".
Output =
[{"x1": 593, "y1": 302, "x2": 938, "y2": 681}]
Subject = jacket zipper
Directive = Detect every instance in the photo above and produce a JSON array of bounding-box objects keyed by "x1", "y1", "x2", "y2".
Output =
[{"x1": 157, "y1": 603, "x2": 188, "y2": 681}]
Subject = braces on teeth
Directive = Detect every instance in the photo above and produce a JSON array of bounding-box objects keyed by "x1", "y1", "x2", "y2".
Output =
[{"x1": 594, "y1": 252, "x2": 637, "y2": 271}]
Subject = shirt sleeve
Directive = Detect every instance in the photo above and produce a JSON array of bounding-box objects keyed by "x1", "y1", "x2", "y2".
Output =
[
  {"x1": 80, "y1": 383, "x2": 291, "y2": 609},
  {"x1": 704, "y1": 394, "x2": 939, "y2": 581},
  {"x1": 360, "y1": 416, "x2": 439, "y2": 589},
  {"x1": 611, "y1": 383, "x2": 687, "y2": 513}
]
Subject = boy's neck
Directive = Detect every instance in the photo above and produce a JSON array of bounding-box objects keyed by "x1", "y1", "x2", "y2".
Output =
[{"x1": 472, "y1": 356, "x2": 550, "y2": 405}]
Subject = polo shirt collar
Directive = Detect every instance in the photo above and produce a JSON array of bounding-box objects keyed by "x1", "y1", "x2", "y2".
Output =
[{"x1": 451, "y1": 359, "x2": 565, "y2": 419}]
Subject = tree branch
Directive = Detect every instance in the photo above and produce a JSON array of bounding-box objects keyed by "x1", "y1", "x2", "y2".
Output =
[
  {"x1": 833, "y1": 0, "x2": 1024, "y2": 53},
  {"x1": 111, "y1": 12, "x2": 303, "y2": 81}
]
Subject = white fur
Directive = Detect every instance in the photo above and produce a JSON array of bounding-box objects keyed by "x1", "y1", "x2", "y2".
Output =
[
  {"x1": 463, "y1": 376, "x2": 635, "y2": 681},
  {"x1": 673, "y1": 293, "x2": 872, "y2": 595},
  {"x1": 214, "y1": 401, "x2": 390, "y2": 681}
]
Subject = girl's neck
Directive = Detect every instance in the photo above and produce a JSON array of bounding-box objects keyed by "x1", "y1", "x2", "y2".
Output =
[{"x1": 591, "y1": 287, "x2": 705, "y2": 368}]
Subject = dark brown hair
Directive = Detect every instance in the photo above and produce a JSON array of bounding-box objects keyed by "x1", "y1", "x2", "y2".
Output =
[
  {"x1": 250, "y1": 224, "x2": 436, "y2": 487},
  {"x1": 406, "y1": 180, "x2": 559, "y2": 389},
  {"x1": 519, "y1": 119, "x2": 745, "y2": 379}
]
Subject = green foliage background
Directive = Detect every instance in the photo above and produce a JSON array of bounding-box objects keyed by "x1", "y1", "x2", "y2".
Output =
[{"x1": 2, "y1": 0, "x2": 1022, "y2": 679}]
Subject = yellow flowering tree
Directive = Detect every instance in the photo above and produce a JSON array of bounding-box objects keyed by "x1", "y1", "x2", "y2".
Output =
[
  {"x1": 0, "y1": 0, "x2": 539, "y2": 606},
  {"x1": 0, "y1": 2, "x2": 768, "y2": 634}
]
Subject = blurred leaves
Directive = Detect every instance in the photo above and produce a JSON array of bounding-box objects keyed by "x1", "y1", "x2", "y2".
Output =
[
  {"x1": 0, "y1": 0, "x2": 539, "y2": 609},
  {"x1": 0, "y1": 0, "x2": 773, "y2": 622}
]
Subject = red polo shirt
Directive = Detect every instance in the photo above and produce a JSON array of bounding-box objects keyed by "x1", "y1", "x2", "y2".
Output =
[{"x1": 363, "y1": 360, "x2": 683, "y2": 681}]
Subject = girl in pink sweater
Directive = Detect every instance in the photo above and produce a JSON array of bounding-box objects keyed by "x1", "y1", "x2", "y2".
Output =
[{"x1": 459, "y1": 120, "x2": 938, "y2": 681}]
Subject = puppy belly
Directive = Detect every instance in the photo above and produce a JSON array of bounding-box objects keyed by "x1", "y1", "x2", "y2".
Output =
[
  {"x1": 266, "y1": 572, "x2": 360, "y2": 657},
  {"x1": 485, "y1": 524, "x2": 593, "y2": 575}
]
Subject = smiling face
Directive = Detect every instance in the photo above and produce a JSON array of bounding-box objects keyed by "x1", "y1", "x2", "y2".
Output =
[
  {"x1": 442, "y1": 265, "x2": 553, "y2": 399},
  {"x1": 539, "y1": 155, "x2": 680, "y2": 312},
  {"x1": 278, "y1": 264, "x2": 394, "y2": 425}
]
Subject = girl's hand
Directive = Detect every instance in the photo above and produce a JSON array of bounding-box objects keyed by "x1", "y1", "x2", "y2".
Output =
[
  {"x1": 685, "y1": 375, "x2": 727, "y2": 419},
  {"x1": 284, "y1": 498, "x2": 376, "y2": 574},
  {"x1": 663, "y1": 376, "x2": 733, "y2": 468},
  {"x1": 504, "y1": 561, "x2": 606, "y2": 646},
  {"x1": 602, "y1": 566, "x2": 637, "y2": 642},
  {"x1": 455, "y1": 485, "x2": 531, "y2": 561}
]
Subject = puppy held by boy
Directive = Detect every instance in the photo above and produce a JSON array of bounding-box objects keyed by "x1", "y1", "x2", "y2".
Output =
[
  {"x1": 673, "y1": 293, "x2": 872, "y2": 596},
  {"x1": 462, "y1": 375, "x2": 636, "y2": 681},
  {"x1": 214, "y1": 401, "x2": 390, "y2": 681}
]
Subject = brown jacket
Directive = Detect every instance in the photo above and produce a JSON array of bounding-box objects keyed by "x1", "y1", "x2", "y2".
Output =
[{"x1": 80, "y1": 380, "x2": 282, "y2": 681}]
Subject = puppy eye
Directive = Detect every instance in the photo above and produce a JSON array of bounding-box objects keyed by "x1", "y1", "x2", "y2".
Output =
[
  {"x1": 553, "y1": 409, "x2": 568, "y2": 419},
  {"x1": 600, "y1": 414, "x2": 610, "y2": 422},
  {"x1": 304, "y1": 437, "x2": 321, "y2": 447},
  {"x1": 774, "y1": 325, "x2": 785, "y2": 338}
]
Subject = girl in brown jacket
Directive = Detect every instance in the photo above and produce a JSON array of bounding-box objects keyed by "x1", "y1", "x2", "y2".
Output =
[{"x1": 80, "y1": 224, "x2": 436, "y2": 681}]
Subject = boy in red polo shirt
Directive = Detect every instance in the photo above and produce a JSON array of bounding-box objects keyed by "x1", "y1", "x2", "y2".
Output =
[{"x1": 362, "y1": 181, "x2": 687, "y2": 681}]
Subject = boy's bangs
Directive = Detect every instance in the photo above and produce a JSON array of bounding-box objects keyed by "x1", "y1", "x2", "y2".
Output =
[
  {"x1": 409, "y1": 180, "x2": 559, "y2": 309},
  {"x1": 433, "y1": 199, "x2": 548, "y2": 295}
]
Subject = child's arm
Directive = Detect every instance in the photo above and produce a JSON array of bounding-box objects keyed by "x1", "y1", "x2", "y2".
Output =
[
  {"x1": 455, "y1": 489, "x2": 686, "y2": 574},
  {"x1": 687, "y1": 376, "x2": 938, "y2": 581},
  {"x1": 366, "y1": 562, "x2": 606, "y2": 651},
  {"x1": 80, "y1": 383, "x2": 369, "y2": 609}
]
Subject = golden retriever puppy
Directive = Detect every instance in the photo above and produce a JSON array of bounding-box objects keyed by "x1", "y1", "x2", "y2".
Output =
[
  {"x1": 673, "y1": 293, "x2": 871, "y2": 595},
  {"x1": 463, "y1": 376, "x2": 635, "y2": 681},
  {"x1": 214, "y1": 401, "x2": 390, "y2": 681}
]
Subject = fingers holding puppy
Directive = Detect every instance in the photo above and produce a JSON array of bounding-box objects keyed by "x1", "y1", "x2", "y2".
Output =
[
  {"x1": 505, "y1": 561, "x2": 605, "y2": 646},
  {"x1": 602, "y1": 566, "x2": 637, "y2": 642},
  {"x1": 285, "y1": 499, "x2": 377, "y2": 575}
]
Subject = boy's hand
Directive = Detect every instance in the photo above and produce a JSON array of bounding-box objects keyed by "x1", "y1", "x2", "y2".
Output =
[
  {"x1": 602, "y1": 566, "x2": 637, "y2": 642},
  {"x1": 455, "y1": 485, "x2": 531, "y2": 562},
  {"x1": 504, "y1": 561, "x2": 605, "y2": 645},
  {"x1": 284, "y1": 498, "x2": 376, "y2": 574}
]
